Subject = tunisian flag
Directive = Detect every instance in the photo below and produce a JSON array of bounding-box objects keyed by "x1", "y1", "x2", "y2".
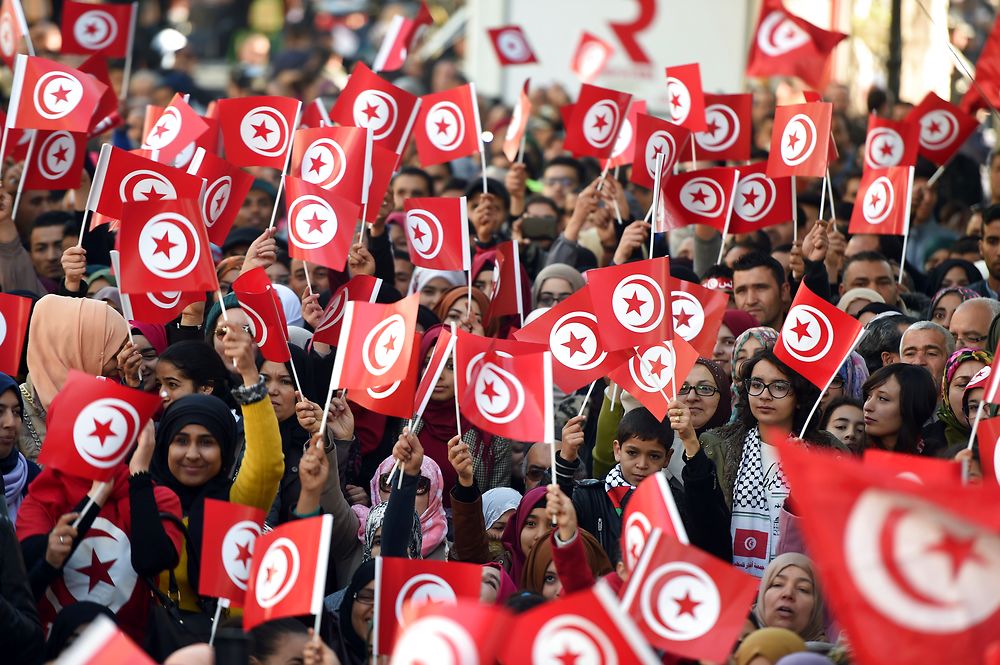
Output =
[
  {"x1": 185, "y1": 147, "x2": 255, "y2": 245},
  {"x1": 728, "y1": 162, "x2": 795, "y2": 234},
  {"x1": 38, "y1": 371, "x2": 161, "y2": 481},
  {"x1": 746, "y1": 0, "x2": 847, "y2": 89},
  {"x1": 22, "y1": 130, "x2": 87, "y2": 190},
  {"x1": 330, "y1": 293, "x2": 419, "y2": 390},
  {"x1": 695, "y1": 93, "x2": 752, "y2": 162},
  {"x1": 330, "y1": 62, "x2": 420, "y2": 156},
  {"x1": 0, "y1": 292, "x2": 31, "y2": 376},
  {"x1": 390, "y1": 600, "x2": 511, "y2": 665},
  {"x1": 6, "y1": 55, "x2": 108, "y2": 132},
  {"x1": 487, "y1": 25, "x2": 537, "y2": 65},
  {"x1": 662, "y1": 166, "x2": 740, "y2": 233},
  {"x1": 0, "y1": 0, "x2": 31, "y2": 69},
  {"x1": 906, "y1": 92, "x2": 979, "y2": 166},
  {"x1": 403, "y1": 196, "x2": 471, "y2": 271},
  {"x1": 60, "y1": 1, "x2": 135, "y2": 58},
  {"x1": 199, "y1": 498, "x2": 266, "y2": 604},
  {"x1": 463, "y1": 349, "x2": 554, "y2": 442},
  {"x1": 413, "y1": 83, "x2": 482, "y2": 166},
  {"x1": 413, "y1": 326, "x2": 456, "y2": 419},
  {"x1": 232, "y1": 268, "x2": 291, "y2": 363},
  {"x1": 629, "y1": 113, "x2": 691, "y2": 190},
  {"x1": 621, "y1": 528, "x2": 758, "y2": 662},
  {"x1": 564, "y1": 84, "x2": 632, "y2": 159},
  {"x1": 56, "y1": 616, "x2": 154, "y2": 665},
  {"x1": 111, "y1": 250, "x2": 203, "y2": 326},
  {"x1": 217, "y1": 96, "x2": 301, "y2": 169},
  {"x1": 664, "y1": 63, "x2": 707, "y2": 132},
  {"x1": 485, "y1": 240, "x2": 524, "y2": 324},
  {"x1": 502, "y1": 78, "x2": 532, "y2": 162},
  {"x1": 669, "y1": 277, "x2": 728, "y2": 357},
  {"x1": 848, "y1": 166, "x2": 914, "y2": 237},
  {"x1": 977, "y1": 415, "x2": 1000, "y2": 487},
  {"x1": 570, "y1": 31, "x2": 614, "y2": 83},
  {"x1": 778, "y1": 441, "x2": 1000, "y2": 665},
  {"x1": 284, "y1": 175, "x2": 361, "y2": 272},
  {"x1": 962, "y1": 19, "x2": 1000, "y2": 114},
  {"x1": 775, "y1": 282, "x2": 864, "y2": 390},
  {"x1": 621, "y1": 474, "x2": 689, "y2": 573},
  {"x1": 766, "y1": 101, "x2": 832, "y2": 178},
  {"x1": 141, "y1": 92, "x2": 209, "y2": 164},
  {"x1": 609, "y1": 99, "x2": 647, "y2": 168},
  {"x1": 609, "y1": 336, "x2": 701, "y2": 421},
  {"x1": 864, "y1": 114, "x2": 920, "y2": 170},
  {"x1": 244, "y1": 515, "x2": 333, "y2": 630},
  {"x1": 372, "y1": 1, "x2": 431, "y2": 73},
  {"x1": 311, "y1": 275, "x2": 382, "y2": 346},
  {"x1": 587, "y1": 257, "x2": 672, "y2": 351},
  {"x1": 349, "y1": 332, "x2": 422, "y2": 419},
  {"x1": 453, "y1": 331, "x2": 546, "y2": 408}
]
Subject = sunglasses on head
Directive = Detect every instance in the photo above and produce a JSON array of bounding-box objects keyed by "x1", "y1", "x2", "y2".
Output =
[{"x1": 379, "y1": 472, "x2": 430, "y2": 495}]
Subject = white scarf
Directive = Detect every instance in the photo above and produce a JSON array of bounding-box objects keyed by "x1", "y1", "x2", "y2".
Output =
[{"x1": 730, "y1": 427, "x2": 789, "y2": 577}]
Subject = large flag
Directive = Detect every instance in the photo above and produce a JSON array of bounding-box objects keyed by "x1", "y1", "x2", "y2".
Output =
[
  {"x1": 349, "y1": 332, "x2": 422, "y2": 419},
  {"x1": 862, "y1": 448, "x2": 963, "y2": 487},
  {"x1": 608, "y1": 99, "x2": 647, "y2": 168},
  {"x1": 330, "y1": 293, "x2": 419, "y2": 390},
  {"x1": 312, "y1": 275, "x2": 382, "y2": 346},
  {"x1": 199, "y1": 498, "x2": 266, "y2": 604},
  {"x1": 284, "y1": 175, "x2": 361, "y2": 272},
  {"x1": 864, "y1": 114, "x2": 920, "y2": 170},
  {"x1": 629, "y1": 113, "x2": 691, "y2": 190},
  {"x1": 906, "y1": 92, "x2": 979, "y2": 166},
  {"x1": 402, "y1": 196, "x2": 471, "y2": 271},
  {"x1": 389, "y1": 600, "x2": 511, "y2": 665},
  {"x1": 6, "y1": 55, "x2": 108, "y2": 132},
  {"x1": 22, "y1": 130, "x2": 87, "y2": 190},
  {"x1": 669, "y1": 277, "x2": 728, "y2": 357},
  {"x1": 664, "y1": 63, "x2": 707, "y2": 132},
  {"x1": 243, "y1": 515, "x2": 333, "y2": 631},
  {"x1": 514, "y1": 286, "x2": 630, "y2": 393},
  {"x1": 662, "y1": 166, "x2": 740, "y2": 233},
  {"x1": 728, "y1": 162, "x2": 795, "y2": 234},
  {"x1": 745, "y1": 0, "x2": 847, "y2": 89},
  {"x1": 413, "y1": 84, "x2": 482, "y2": 166},
  {"x1": 0, "y1": 292, "x2": 31, "y2": 376},
  {"x1": 60, "y1": 1, "x2": 135, "y2": 57},
  {"x1": 329, "y1": 62, "x2": 420, "y2": 156},
  {"x1": 372, "y1": 1, "x2": 432, "y2": 73},
  {"x1": 766, "y1": 101, "x2": 833, "y2": 178},
  {"x1": 961, "y1": 19, "x2": 1000, "y2": 114},
  {"x1": 117, "y1": 199, "x2": 219, "y2": 295},
  {"x1": 503, "y1": 582, "x2": 660, "y2": 664},
  {"x1": 694, "y1": 93, "x2": 752, "y2": 162},
  {"x1": 570, "y1": 31, "x2": 613, "y2": 83},
  {"x1": 775, "y1": 282, "x2": 863, "y2": 390},
  {"x1": 502, "y1": 78, "x2": 532, "y2": 163},
  {"x1": 232, "y1": 268, "x2": 291, "y2": 363},
  {"x1": 462, "y1": 348, "x2": 554, "y2": 442},
  {"x1": 778, "y1": 441, "x2": 1000, "y2": 665},
  {"x1": 977, "y1": 416, "x2": 1000, "y2": 486},
  {"x1": 487, "y1": 25, "x2": 537, "y2": 65},
  {"x1": 374, "y1": 557, "x2": 483, "y2": 656},
  {"x1": 848, "y1": 166, "x2": 914, "y2": 237},
  {"x1": 609, "y1": 336, "x2": 701, "y2": 421},
  {"x1": 111, "y1": 250, "x2": 203, "y2": 326},
  {"x1": 38, "y1": 371, "x2": 160, "y2": 481},
  {"x1": 217, "y1": 96, "x2": 301, "y2": 169},
  {"x1": 564, "y1": 84, "x2": 632, "y2": 159},
  {"x1": 0, "y1": 0, "x2": 31, "y2": 69},
  {"x1": 185, "y1": 147, "x2": 254, "y2": 245},
  {"x1": 587, "y1": 257, "x2": 673, "y2": 350},
  {"x1": 141, "y1": 92, "x2": 209, "y2": 164},
  {"x1": 621, "y1": 473, "x2": 689, "y2": 572},
  {"x1": 621, "y1": 528, "x2": 758, "y2": 662}
]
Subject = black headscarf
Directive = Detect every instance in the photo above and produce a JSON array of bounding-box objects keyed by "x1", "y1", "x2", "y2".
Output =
[
  {"x1": 151, "y1": 394, "x2": 238, "y2": 592},
  {"x1": 338, "y1": 559, "x2": 376, "y2": 661},
  {"x1": 0, "y1": 372, "x2": 24, "y2": 473},
  {"x1": 43, "y1": 602, "x2": 117, "y2": 661},
  {"x1": 924, "y1": 259, "x2": 982, "y2": 296}
]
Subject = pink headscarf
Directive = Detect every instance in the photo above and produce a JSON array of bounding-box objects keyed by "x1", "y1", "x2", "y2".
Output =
[
  {"x1": 370, "y1": 454, "x2": 447, "y2": 558},
  {"x1": 484, "y1": 562, "x2": 517, "y2": 604}
]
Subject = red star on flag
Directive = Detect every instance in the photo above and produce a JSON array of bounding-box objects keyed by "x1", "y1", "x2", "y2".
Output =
[
  {"x1": 878, "y1": 140, "x2": 894, "y2": 157},
  {"x1": 689, "y1": 187, "x2": 709, "y2": 205},
  {"x1": 786, "y1": 132, "x2": 801, "y2": 150},
  {"x1": 410, "y1": 223, "x2": 426, "y2": 243},
  {"x1": 742, "y1": 189, "x2": 759, "y2": 207},
  {"x1": 435, "y1": 118, "x2": 451, "y2": 135},
  {"x1": 790, "y1": 318, "x2": 811, "y2": 341},
  {"x1": 308, "y1": 154, "x2": 327, "y2": 175},
  {"x1": 141, "y1": 185, "x2": 166, "y2": 201},
  {"x1": 252, "y1": 121, "x2": 272, "y2": 140},
  {"x1": 89, "y1": 419, "x2": 116, "y2": 446},
  {"x1": 303, "y1": 212, "x2": 327, "y2": 234},
  {"x1": 234, "y1": 541, "x2": 253, "y2": 568},
  {"x1": 265, "y1": 564, "x2": 278, "y2": 583},
  {"x1": 562, "y1": 332, "x2": 587, "y2": 357},
  {"x1": 555, "y1": 647, "x2": 581, "y2": 665},
  {"x1": 51, "y1": 86, "x2": 71, "y2": 104},
  {"x1": 647, "y1": 354, "x2": 669, "y2": 378},
  {"x1": 152, "y1": 232, "x2": 177, "y2": 258},
  {"x1": 592, "y1": 114, "x2": 609, "y2": 131},
  {"x1": 926, "y1": 532, "x2": 986, "y2": 579},
  {"x1": 674, "y1": 307, "x2": 693, "y2": 329},
  {"x1": 705, "y1": 119, "x2": 720, "y2": 136},
  {"x1": 927, "y1": 120, "x2": 942, "y2": 135},
  {"x1": 481, "y1": 380, "x2": 500, "y2": 404},
  {"x1": 868, "y1": 192, "x2": 882, "y2": 209},
  {"x1": 674, "y1": 591, "x2": 701, "y2": 618},
  {"x1": 152, "y1": 123, "x2": 170, "y2": 139},
  {"x1": 671, "y1": 94, "x2": 682, "y2": 109},
  {"x1": 384, "y1": 336, "x2": 396, "y2": 352},
  {"x1": 623, "y1": 291, "x2": 646, "y2": 315},
  {"x1": 52, "y1": 145, "x2": 69, "y2": 163},
  {"x1": 75, "y1": 549, "x2": 116, "y2": 592},
  {"x1": 362, "y1": 103, "x2": 380, "y2": 121}
]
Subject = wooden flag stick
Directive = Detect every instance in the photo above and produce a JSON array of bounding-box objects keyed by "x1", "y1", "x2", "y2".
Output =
[
  {"x1": 71, "y1": 482, "x2": 108, "y2": 529},
  {"x1": 120, "y1": 3, "x2": 138, "y2": 100}
]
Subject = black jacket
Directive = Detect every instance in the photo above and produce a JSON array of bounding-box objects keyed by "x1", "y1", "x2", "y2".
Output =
[{"x1": 0, "y1": 516, "x2": 43, "y2": 665}]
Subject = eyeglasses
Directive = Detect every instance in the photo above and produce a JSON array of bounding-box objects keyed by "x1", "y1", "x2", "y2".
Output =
[
  {"x1": 542, "y1": 176, "x2": 577, "y2": 188},
  {"x1": 679, "y1": 383, "x2": 720, "y2": 397},
  {"x1": 354, "y1": 589, "x2": 375, "y2": 605},
  {"x1": 214, "y1": 325, "x2": 252, "y2": 339},
  {"x1": 536, "y1": 292, "x2": 571, "y2": 307},
  {"x1": 525, "y1": 465, "x2": 549, "y2": 482},
  {"x1": 379, "y1": 473, "x2": 430, "y2": 495},
  {"x1": 746, "y1": 378, "x2": 792, "y2": 399},
  {"x1": 829, "y1": 377, "x2": 845, "y2": 390}
]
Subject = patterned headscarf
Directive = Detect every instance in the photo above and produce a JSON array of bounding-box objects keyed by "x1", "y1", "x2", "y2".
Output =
[
  {"x1": 836, "y1": 351, "x2": 869, "y2": 401},
  {"x1": 937, "y1": 347, "x2": 993, "y2": 447},
  {"x1": 363, "y1": 503, "x2": 422, "y2": 561},
  {"x1": 730, "y1": 326, "x2": 779, "y2": 422},
  {"x1": 926, "y1": 286, "x2": 980, "y2": 322}
]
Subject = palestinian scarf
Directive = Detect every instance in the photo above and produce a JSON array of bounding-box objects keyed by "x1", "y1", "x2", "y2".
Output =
[
  {"x1": 730, "y1": 426, "x2": 788, "y2": 578},
  {"x1": 363, "y1": 503, "x2": 422, "y2": 561},
  {"x1": 604, "y1": 464, "x2": 632, "y2": 515}
]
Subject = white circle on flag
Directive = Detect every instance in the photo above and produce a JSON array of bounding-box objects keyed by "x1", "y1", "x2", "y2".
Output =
[
  {"x1": 696, "y1": 103, "x2": 740, "y2": 152},
  {"x1": 532, "y1": 615, "x2": 618, "y2": 665},
  {"x1": 780, "y1": 304, "x2": 833, "y2": 363},
  {"x1": 204, "y1": 176, "x2": 232, "y2": 227},
  {"x1": 918, "y1": 110, "x2": 960, "y2": 151},
  {"x1": 395, "y1": 574, "x2": 459, "y2": 623},
  {"x1": 221, "y1": 520, "x2": 262, "y2": 591},
  {"x1": 582, "y1": 100, "x2": 620, "y2": 150},
  {"x1": 147, "y1": 291, "x2": 183, "y2": 310},
  {"x1": 38, "y1": 131, "x2": 76, "y2": 180},
  {"x1": 144, "y1": 107, "x2": 182, "y2": 150},
  {"x1": 680, "y1": 177, "x2": 725, "y2": 218},
  {"x1": 287, "y1": 195, "x2": 339, "y2": 251},
  {"x1": 862, "y1": 176, "x2": 895, "y2": 225},
  {"x1": 671, "y1": 291, "x2": 705, "y2": 340},
  {"x1": 735, "y1": 173, "x2": 776, "y2": 223},
  {"x1": 138, "y1": 212, "x2": 201, "y2": 280},
  {"x1": 254, "y1": 537, "x2": 301, "y2": 608},
  {"x1": 391, "y1": 616, "x2": 479, "y2": 665},
  {"x1": 757, "y1": 10, "x2": 810, "y2": 56},
  {"x1": 623, "y1": 510, "x2": 653, "y2": 571},
  {"x1": 612, "y1": 275, "x2": 665, "y2": 333},
  {"x1": 610, "y1": 116, "x2": 634, "y2": 160},
  {"x1": 425, "y1": 101, "x2": 466, "y2": 152},
  {"x1": 362, "y1": 314, "x2": 407, "y2": 377},
  {"x1": 0, "y1": 310, "x2": 7, "y2": 347},
  {"x1": 33, "y1": 72, "x2": 85, "y2": 121},
  {"x1": 628, "y1": 343, "x2": 676, "y2": 393},
  {"x1": 240, "y1": 302, "x2": 270, "y2": 348},
  {"x1": 73, "y1": 10, "x2": 118, "y2": 51},
  {"x1": 300, "y1": 138, "x2": 347, "y2": 189},
  {"x1": 865, "y1": 127, "x2": 903, "y2": 168},
  {"x1": 367, "y1": 380, "x2": 401, "y2": 400},
  {"x1": 405, "y1": 209, "x2": 444, "y2": 260},
  {"x1": 61, "y1": 518, "x2": 137, "y2": 611},
  {"x1": 550, "y1": 311, "x2": 606, "y2": 371},
  {"x1": 640, "y1": 561, "x2": 722, "y2": 641},
  {"x1": 644, "y1": 131, "x2": 676, "y2": 180},
  {"x1": 780, "y1": 113, "x2": 817, "y2": 166},
  {"x1": 72, "y1": 398, "x2": 142, "y2": 469},
  {"x1": 239, "y1": 106, "x2": 290, "y2": 157},
  {"x1": 495, "y1": 28, "x2": 531, "y2": 63},
  {"x1": 576, "y1": 42, "x2": 608, "y2": 81},
  {"x1": 353, "y1": 90, "x2": 398, "y2": 141},
  {"x1": 474, "y1": 361, "x2": 525, "y2": 424},
  {"x1": 119, "y1": 170, "x2": 177, "y2": 203},
  {"x1": 665, "y1": 76, "x2": 692, "y2": 125},
  {"x1": 0, "y1": 14, "x2": 14, "y2": 59}
]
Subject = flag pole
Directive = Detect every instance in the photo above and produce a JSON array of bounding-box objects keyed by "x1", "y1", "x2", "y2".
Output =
[
  {"x1": 826, "y1": 169, "x2": 837, "y2": 223},
  {"x1": 76, "y1": 209, "x2": 91, "y2": 246},
  {"x1": 303, "y1": 260, "x2": 314, "y2": 295},
  {"x1": 898, "y1": 166, "x2": 915, "y2": 285},
  {"x1": 798, "y1": 328, "x2": 866, "y2": 439},
  {"x1": 516, "y1": 133, "x2": 526, "y2": 164},
  {"x1": 120, "y1": 3, "x2": 139, "y2": 101},
  {"x1": 11, "y1": 129, "x2": 36, "y2": 224},
  {"x1": 817, "y1": 172, "x2": 827, "y2": 221},
  {"x1": 451, "y1": 321, "x2": 462, "y2": 442},
  {"x1": 577, "y1": 379, "x2": 598, "y2": 417},
  {"x1": 267, "y1": 175, "x2": 286, "y2": 231},
  {"x1": 690, "y1": 139, "x2": 697, "y2": 165},
  {"x1": 790, "y1": 176, "x2": 798, "y2": 244},
  {"x1": 71, "y1": 482, "x2": 108, "y2": 529},
  {"x1": 208, "y1": 599, "x2": 227, "y2": 646},
  {"x1": 216, "y1": 289, "x2": 239, "y2": 369},
  {"x1": 649, "y1": 153, "x2": 665, "y2": 258},
  {"x1": 966, "y1": 401, "x2": 985, "y2": 453}
]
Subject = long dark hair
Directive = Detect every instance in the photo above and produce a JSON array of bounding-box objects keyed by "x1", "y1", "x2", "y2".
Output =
[
  {"x1": 861, "y1": 363, "x2": 936, "y2": 454},
  {"x1": 158, "y1": 341, "x2": 234, "y2": 406}
]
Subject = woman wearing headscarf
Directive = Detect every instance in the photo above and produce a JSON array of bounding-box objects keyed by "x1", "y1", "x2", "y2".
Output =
[
  {"x1": 729, "y1": 326, "x2": 779, "y2": 423},
  {"x1": 530, "y1": 263, "x2": 585, "y2": 310},
  {"x1": 927, "y1": 285, "x2": 980, "y2": 329},
  {"x1": 0, "y1": 373, "x2": 39, "y2": 523},
  {"x1": 752, "y1": 553, "x2": 827, "y2": 642},
  {"x1": 408, "y1": 268, "x2": 465, "y2": 311},
  {"x1": 481, "y1": 562, "x2": 517, "y2": 604},
  {"x1": 147, "y1": 323, "x2": 283, "y2": 614},
  {"x1": 924, "y1": 348, "x2": 992, "y2": 449},
  {"x1": 19, "y1": 295, "x2": 129, "y2": 460},
  {"x1": 734, "y1": 628, "x2": 808, "y2": 665},
  {"x1": 118, "y1": 321, "x2": 169, "y2": 394},
  {"x1": 819, "y1": 351, "x2": 869, "y2": 411},
  {"x1": 327, "y1": 559, "x2": 376, "y2": 665},
  {"x1": 714, "y1": 309, "x2": 758, "y2": 377},
  {"x1": 0, "y1": 512, "x2": 42, "y2": 664},
  {"x1": 482, "y1": 487, "x2": 522, "y2": 541},
  {"x1": 433, "y1": 286, "x2": 495, "y2": 337},
  {"x1": 42, "y1": 602, "x2": 116, "y2": 662},
  {"x1": 361, "y1": 502, "x2": 422, "y2": 560},
  {"x1": 273, "y1": 283, "x2": 305, "y2": 327},
  {"x1": 365, "y1": 451, "x2": 447, "y2": 560},
  {"x1": 924, "y1": 258, "x2": 982, "y2": 297},
  {"x1": 204, "y1": 293, "x2": 255, "y2": 369}
]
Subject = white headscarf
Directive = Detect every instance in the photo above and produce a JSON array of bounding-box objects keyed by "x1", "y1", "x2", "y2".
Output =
[
  {"x1": 407, "y1": 268, "x2": 465, "y2": 296},
  {"x1": 481, "y1": 487, "x2": 522, "y2": 530},
  {"x1": 273, "y1": 283, "x2": 305, "y2": 327}
]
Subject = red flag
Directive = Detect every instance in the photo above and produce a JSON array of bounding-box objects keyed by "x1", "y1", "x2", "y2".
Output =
[
  {"x1": 564, "y1": 84, "x2": 632, "y2": 159},
  {"x1": 413, "y1": 83, "x2": 482, "y2": 167},
  {"x1": 962, "y1": 20, "x2": 1000, "y2": 114},
  {"x1": 502, "y1": 78, "x2": 532, "y2": 163},
  {"x1": 778, "y1": 442, "x2": 1000, "y2": 665},
  {"x1": 243, "y1": 515, "x2": 333, "y2": 631},
  {"x1": 0, "y1": 292, "x2": 30, "y2": 376},
  {"x1": 487, "y1": 25, "x2": 537, "y2": 65},
  {"x1": 774, "y1": 282, "x2": 863, "y2": 390},
  {"x1": 463, "y1": 349, "x2": 554, "y2": 441},
  {"x1": 629, "y1": 113, "x2": 692, "y2": 190},
  {"x1": 232, "y1": 268, "x2": 291, "y2": 363},
  {"x1": 185, "y1": 147, "x2": 254, "y2": 245},
  {"x1": 56, "y1": 615, "x2": 154, "y2": 664},
  {"x1": 978, "y1": 416, "x2": 1000, "y2": 487},
  {"x1": 118, "y1": 199, "x2": 219, "y2": 295},
  {"x1": 390, "y1": 600, "x2": 511, "y2": 665},
  {"x1": 141, "y1": 93, "x2": 208, "y2": 164},
  {"x1": 413, "y1": 325, "x2": 456, "y2": 420},
  {"x1": 38, "y1": 371, "x2": 160, "y2": 481},
  {"x1": 766, "y1": 101, "x2": 832, "y2": 178},
  {"x1": 728, "y1": 162, "x2": 795, "y2": 234},
  {"x1": 664, "y1": 63, "x2": 707, "y2": 132},
  {"x1": 372, "y1": 1, "x2": 431, "y2": 73},
  {"x1": 504, "y1": 582, "x2": 660, "y2": 664},
  {"x1": 453, "y1": 330, "x2": 546, "y2": 406},
  {"x1": 6, "y1": 55, "x2": 108, "y2": 132},
  {"x1": 608, "y1": 99, "x2": 647, "y2": 168},
  {"x1": 374, "y1": 557, "x2": 485, "y2": 656},
  {"x1": 695, "y1": 93, "x2": 752, "y2": 162},
  {"x1": 60, "y1": 1, "x2": 134, "y2": 57},
  {"x1": 86, "y1": 144, "x2": 205, "y2": 226},
  {"x1": 587, "y1": 257, "x2": 672, "y2": 350},
  {"x1": 349, "y1": 332, "x2": 421, "y2": 419},
  {"x1": 514, "y1": 286, "x2": 631, "y2": 394},
  {"x1": 329, "y1": 62, "x2": 420, "y2": 156},
  {"x1": 402, "y1": 196, "x2": 471, "y2": 271},
  {"x1": 746, "y1": 0, "x2": 847, "y2": 89},
  {"x1": 570, "y1": 31, "x2": 614, "y2": 83},
  {"x1": 0, "y1": 0, "x2": 31, "y2": 69},
  {"x1": 669, "y1": 277, "x2": 728, "y2": 357},
  {"x1": 330, "y1": 293, "x2": 419, "y2": 390},
  {"x1": 284, "y1": 175, "x2": 361, "y2": 272},
  {"x1": 862, "y1": 449, "x2": 963, "y2": 486},
  {"x1": 312, "y1": 275, "x2": 382, "y2": 346},
  {"x1": 1, "y1": 124, "x2": 30, "y2": 161},
  {"x1": 199, "y1": 498, "x2": 266, "y2": 604},
  {"x1": 217, "y1": 96, "x2": 301, "y2": 170},
  {"x1": 78, "y1": 55, "x2": 123, "y2": 137},
  {"x1": 848, "y1": 166, "x2": 914, "y2": 236},
  {"x1": 864, "y1": 114, "x2": 920, "y2": 169},
  {"x1": 622, "y1": 528, "x2": 758, "y2": 662},
  {"x1": 299, "y1": 98, "x2": 331, "y2": 129},
  {"x1": 621, "y1": 474, "x2": 689, "y2": 572},
  {"x1": 485, "y1": 240, "x2": 524, "y2": 324},
  {"x1": 663, "y1": 166, "x2": 740, "y2": 233},
  {"x1": 110, "y1": 250, "x2": 202, "y2": 326},
  {"x1": 291, "y1": 126, "x2": 367, "y2": 197},
  {"x1": 22, "y1": 130, "x2": 86, "y2": 190},
  {"x1": 906, "y1": 92, "x2": 978, "y2": 166},
  {"x1": 609, "y1": 336, "x2": 701, "y2": 421}
]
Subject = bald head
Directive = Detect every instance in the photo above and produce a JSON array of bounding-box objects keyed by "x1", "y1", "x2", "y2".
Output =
[
  {"x1": 524, "y1": 443, "x2": 553, "y2": 491},
  {"x1": 949, "y1": 298, "x2": 1000, "y2": 350}
]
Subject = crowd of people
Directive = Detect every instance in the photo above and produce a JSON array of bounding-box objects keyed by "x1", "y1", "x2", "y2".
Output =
[{"x1": 0, "y1": 1, "x2": 997, "y2": 665}]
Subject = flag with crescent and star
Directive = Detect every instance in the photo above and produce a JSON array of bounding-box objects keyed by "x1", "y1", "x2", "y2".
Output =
[
  {"x1": 6, "y1": 54, "x2": 108, "y2": 132},
  {"x1": 185, "y1": 147, "x2": 255, "y2": 245},
  {"x1": 848, "y1": 165, "x2": 914, "y2": 237},
  {"x1": 695, "y1": 93, "x2": 752, "y2": 162},
  {"x1": 586, "y1": 257, "x2": 673, "y2": 351},
  {"x1": 140, "y1": 92, "x2": 209, "y2": 164},
  {"x1": 329, "y1": 62, "x2": 420, "y2": 156},
  {"x1": 390, "y1": 600, "x2": 512, "y2": 665},
  {"x1": 727, "y1": 162, "x2": 795, "y2": 235},
  {"x1": 200, "y1": 498, "x2": 266, "y2": 605},
  {"x1": 462, "y1": 348, "x2": 554, "y2": 442},
  {"x1": 232, "y1": 267, "x2": 292, "y2": 364},
  {"x1": 283, "y1": 175, "x2": 362, "y2": 272},
  {"x1": 413, "y1": 83, "x2": 482, "y2": 167},
  {"x1": 402, "y1": 196, "x2": 471, "y2": 271},
  {"x1": 0, "y1": 0, "x2": 32, "y2": 70},
  {"x1": 60, "y1": 1, "x2": 135, "y2": 58},
  {"x1": 620, "y1": 473, "x2": 690, "y2": 574},
  {"x1": 664, "y1": 62, "x2": 708, "y2": 133},
  {"x1": 22, "y1": 129, "x2": 87, "y2": 190},
  {"x1": 629, "y1": 112, "x2": 691, "y2": 190},
  {"x1": 904, "y1": 92, "x2": 979, "y2": 167},
  {"x1": 766, "y1": 101, "x2": 832, "y2": 178},
  {"x1": 863, "y1": 114, "x2": 920, "y2": 170},
  {"x1": 216, "y1": 95, "x2": 301, "y2": 170},
  {"x1": 745, "y1": 0, "x2": 847, "y2": 90},
  {"x1": 564, "y1": 83, "x2": 632, "y2": 160},
  {"x1": 311, "y1": 275, "x2": 382, "y2": 347},
  {"x1": 329, "y1": 293, "x2": 419, "y2": 391}
]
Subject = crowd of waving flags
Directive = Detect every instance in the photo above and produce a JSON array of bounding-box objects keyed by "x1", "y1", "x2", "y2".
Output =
[{"x1": 1, "y1": 0, "x2": 1000, "y2": 663}]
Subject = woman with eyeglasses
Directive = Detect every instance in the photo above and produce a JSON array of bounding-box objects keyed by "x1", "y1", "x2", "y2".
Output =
[
  {"x1": 861, "y1": 364, "x2": 940, "y2": 456},
  {"x1": 530, "y1": 263, "x2": 585, "y2": 310},
  {"x1": 324, "y1": 559, "x2": 376, "y2": 665},
  {"x1": 922, "y1": 348, "x2": 992, "y2": 451},
  {"x1": 728, "y1": 326, "x2": 779, "y2": 423}
]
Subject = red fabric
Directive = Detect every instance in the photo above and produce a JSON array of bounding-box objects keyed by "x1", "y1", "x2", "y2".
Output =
[
  {"x1": 216, "y1": 95, "x2": 301, "y2": 169},
  {"x1": 76, "y1": 56, "x2": 120, "y2": 137},
  {"x1": 60, "y1": 1, "x2": 134, "y2": 57},
  {"x1": 551, "y1": 531, "x2": 597, "y2": 595},
  {"x1": 608, "y1": 100, "x2": 647, "y2": 168},
  {"x1": 587, "y1": 256, "x2": 673, "y2": 350},
  {"x1": 662, "y1": 166, "x2": 741, "y2": 233},
  {"x1": 22, "y1": 130, "x2": 87, "y2": 190},
  {"x1": 184, "y1": 147, "x2": 254, "y2": 245},
  {"x1": 664, "y1": 62, "x2": 707, "y2": 132},
  {"x1": 979, "y1": 416, "x2": 1000, "y2": 486},
  {"x1": 728, "y1": 162, "x2": 795, "y2": 234},
  {"x1": 8, "y1": 55, "x2": 108, "y2": 132},
  {"x1": 0, "y1": 292, "x2": 31, "y2": 376},
  {"x1": 695, "y1": 93, "x2": 752, "y2": 162},
  {"x1": 330, "y1": 293, "x2": 419, "y2": 390},
  {"x1": 16, "y1": 464, "x2": 182, "y2": 643},
  {"x1": 391, "y1": 600, "x2": 512, "y2": 662},
  {"x1": 485, "y1": 241, "x2": 524, "y2": 324},
  {"x1": 669, "y1": 277, "x2": 728, "y2": 357},
  {"x1": 848, "y1": 166, "x2": 914, "y2": 237},
  {"x1": 329, "y1": 62, "x2": 419, "y2": 155},
  {"x1": 232, "y1": 268, "x2": 292, "y2": 363},
  {"x1": 403, "y1": 196, "x2": 472, "y2": 271},
  {"x1": 904, "y1": 93, "x2": 978, "y2": 166},
  {"x1": 284, "y1": 175, "x2": 362, "y2": 272},
  {"x1": 863, "y1": 114, "x2": 920, "y2": 169},
  {"x1": 199, "y1": 498, "x2": 266, "y2": 604},
  {"x1": 349, "y1": 332, "x2": 421, "y2": 419},
  {"x1": 570, "y1": 31, "x2": 613, "y2": 83},
  {"x1": 962, "y1": 19, "x2": 1000, "y2": 114},
  {"x1": 745, "y1": 0, "x2": 847, "y2": 89},
  {"x1": 291, "y1": 126, "x2": 377, "y2": 207},
  {"x1": 312, "y1": 275, "x2": 382, "y2": 346},
  {"x1": 629, "y1": 112, "x2": 692, "y2": 190},
  {"x1": 140, "y1": 93, "x2": 209, "y2": 164},
  {"x1": 564, "y1": 84, "x2": 632, "y2": 160},
  {"x1": 413, "y1": 84, "x2": 482, "y2": 167},
  {"x1": 621, "y1": 474, "x2": 688, "y2": 572},
  {"x1": 766, "y1": 101, "x2": 833, "y2": 178},
  {"x1": 487, "y1": 25, "x2": 538, "y2": 66},
  {"x1": 0, "y1": 0, "x2": 29, "y2": 68},
  {"x1": 609, "y1": 336, "x2": 700, "y2": 421},
  {"x1": 502, "y1": 79, "x2": 532, "y2": 163},
  {"x1": 462, "y1": 345, "x2": 553, "y2": 442}
]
